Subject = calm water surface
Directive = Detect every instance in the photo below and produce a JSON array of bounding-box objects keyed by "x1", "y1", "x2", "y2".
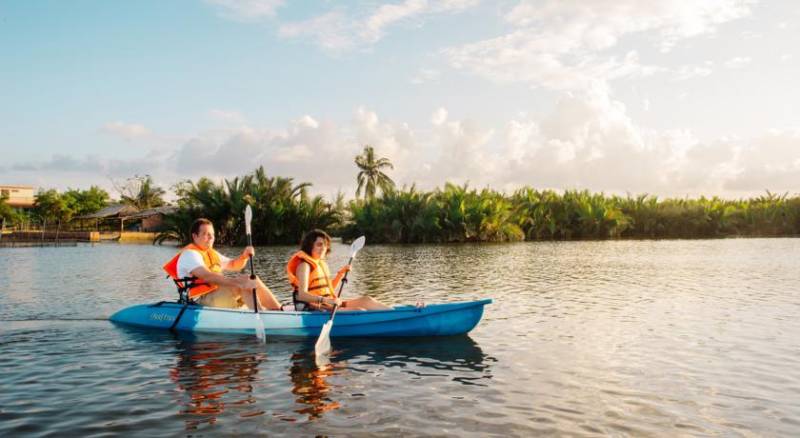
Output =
[{"x1": 1, "y1": 239, "x2": 799, "y2": 436}]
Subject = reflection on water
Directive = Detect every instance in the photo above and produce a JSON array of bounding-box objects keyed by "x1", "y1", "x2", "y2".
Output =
[
  {"x1": 170, "y1": 337, "x2": 265, "y2": 429},
  {"x1": 164, "y1": 332, "x2": 493, "y2": 425},
  {"x1": 289, "y1": 351, "x2": 342, "y2": 420}
]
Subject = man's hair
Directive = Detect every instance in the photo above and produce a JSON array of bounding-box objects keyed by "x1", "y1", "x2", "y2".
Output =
[
  {"x1": 190, "y1": 218, "x2": 213, "y2": 236},
  {"x1": 300, "y1": 229, "x2": 331, "y2": 256}
]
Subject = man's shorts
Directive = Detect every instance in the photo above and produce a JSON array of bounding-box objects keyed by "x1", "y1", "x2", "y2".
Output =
[{"x1": 196, "y1": 286, "x2": 246, "y2": 309}]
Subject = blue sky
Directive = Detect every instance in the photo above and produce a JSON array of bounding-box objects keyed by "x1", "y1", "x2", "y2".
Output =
[{"x1": 1, "y1": 0, "x2": 799, "y2": 199}]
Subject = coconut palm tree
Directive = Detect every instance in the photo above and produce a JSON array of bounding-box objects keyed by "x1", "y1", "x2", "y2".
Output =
[{"x1": 355, "y1": 145, "x2": 395, "y2": 200}]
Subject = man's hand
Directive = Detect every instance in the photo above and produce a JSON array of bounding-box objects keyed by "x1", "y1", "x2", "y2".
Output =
[
  {"x1": 241, "y1": 246, "x2": 255, "y2": 259},
  {"x1": 236, "y1": 274, "x2": 258, "y2": 290}
]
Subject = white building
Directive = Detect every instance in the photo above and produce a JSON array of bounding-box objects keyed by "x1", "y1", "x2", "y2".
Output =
[{"x1": 0, "y1": 185, "x2": 36, "y2": 208}]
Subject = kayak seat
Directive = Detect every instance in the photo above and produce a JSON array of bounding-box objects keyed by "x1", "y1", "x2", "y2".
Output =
[{"x1": 172, "y1": 276, "x2": 200, "y2": 305}]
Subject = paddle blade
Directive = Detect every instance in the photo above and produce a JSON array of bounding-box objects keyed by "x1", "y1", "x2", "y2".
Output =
[
  {"x1": 315, "y1": 320, "x2": 333, "y2": 356},
  {"x1": 350, "y1": 236, "x2": 366, "y2": 259},
  {"x1": 254, "y1": 313, "x2": 266, "y2": 343},
  {"x1": 244, "y1": 205, "x2": 253, "y2": 235}
]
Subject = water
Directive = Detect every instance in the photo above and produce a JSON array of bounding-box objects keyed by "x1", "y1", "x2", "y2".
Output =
[{"x1": 1, "y1": 239, "x2": 799, "y2": 436}]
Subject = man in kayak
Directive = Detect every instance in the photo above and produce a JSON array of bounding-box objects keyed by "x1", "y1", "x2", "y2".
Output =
[
  {"x1": 164, "y1": 218, "x2": 281, "y2": 310},
  {"x1": 287, "y1": 229, "x2": 391, "y2": 311}
]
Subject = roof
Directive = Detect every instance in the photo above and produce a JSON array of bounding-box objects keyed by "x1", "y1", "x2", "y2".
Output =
[
  {"x1": 75, "y1": 204, "x2": 139, "y2": 219},
  {"x1": 126, "y1": 205, "x2": 177, "y2": 219},
  {"x1": 0, "y1": 185, "x2": 35, "y2": 190}
]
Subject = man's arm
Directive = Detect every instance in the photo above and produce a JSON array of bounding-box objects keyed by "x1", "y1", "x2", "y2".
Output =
[
  {"x1": 222, "y1": 246, "x2": 255, "y2": 272},
  {"x1": 191, "y1": 266, "x2": 254, "y2": 290}
]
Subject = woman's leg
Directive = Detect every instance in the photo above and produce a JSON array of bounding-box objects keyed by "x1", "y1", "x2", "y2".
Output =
[{"x1": 342, "y1": 296, "x2": 392, "y2": 311}]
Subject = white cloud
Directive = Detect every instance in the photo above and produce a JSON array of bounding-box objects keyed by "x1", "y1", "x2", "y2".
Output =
[
  {"x1": 205, "y1": 0, "x2": 284, "y2": 21},
  {"x1": 431, "y1": 107, "x2": 448, "y2": 125},
  {"x1": 278, "y1": 1, "x2": 480, "y2": 52},
  {"x1": 101, "y1": 122, "x2": 151, "y2": 140},
  {"x1": 724, "y1": 56, "x2": 752, "y2": 69},
  {"x1": 411, "y1": 68, "x2": 440, "y2": 84},
  {"x1": 780, "y1": 54, "x2": 792, "y2": 63},
  {"x1": 208, "y1": 109, "x2": 248, "y2": 126},
  {"x1": 673, "y1": 63, "x2": 714, "y2": 81},
  {"x1": 278, "y1": 11, "x2": 355, "y2": 51},
  {"x1": 12, "y1": 102, "x2": 800, "y2": 199},
  {"x1": 445, "y1": 0, "x2": 754, "y2": 91},
  {"x1": 362, "y1": 0, "x2": 428, "y2": 43}
]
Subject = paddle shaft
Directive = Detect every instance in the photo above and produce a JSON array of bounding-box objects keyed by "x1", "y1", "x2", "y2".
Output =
[
  {"x1": 246, "y1": 233, "x2": 258, "y2": 314},
  {"x1": 327, "y1": 255, "x2": 354, "y2": 321}
]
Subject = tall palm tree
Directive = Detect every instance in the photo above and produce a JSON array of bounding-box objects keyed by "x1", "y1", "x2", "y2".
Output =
[{"x1": 355, "y1": 145, "x2": 395, "y2": 200}]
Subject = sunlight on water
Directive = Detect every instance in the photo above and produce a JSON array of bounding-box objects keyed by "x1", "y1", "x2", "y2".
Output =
[{"x1": 1, "y1": 239, "x2": 799, "y2": 435}]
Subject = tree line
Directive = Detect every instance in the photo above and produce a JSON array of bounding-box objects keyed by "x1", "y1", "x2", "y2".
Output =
[
  {"x1": 0, "y1": 175, "x2": 166, "y2": 228},
  {"x1": 3, "y1": 145, "x2": 799, "y2": 243},
  {"x1": 342, "y1": 185, "x2": 800, "y2": 243}
]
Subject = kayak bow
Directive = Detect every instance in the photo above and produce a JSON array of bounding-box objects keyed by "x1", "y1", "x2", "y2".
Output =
[{"x1": 109, "y1": 299, "x2": 491, "y2": 337}]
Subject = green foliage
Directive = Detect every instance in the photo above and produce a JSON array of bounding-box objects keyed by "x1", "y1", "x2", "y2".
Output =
[
  {"x1": 344, "y1": 185, "x2": 800, "y2": 243},
  {"x1": 344, "y1": 184, "x2": 524, "y2": 243},
  {"x1": 31, "y1": 187, "x2": 109, "y2": 225},
  {"x1": 63, "y1": 186, "x2": 109, "y2": 216},
  {"x1": 0, "y1": 194, "x2": 24, "y2": 225},
  {"x1": 33, "y1": 189, "x2": 74, "y2": 224},
  {"x1": 155, "y1": 167, "x2": 342, "y2": 245}
]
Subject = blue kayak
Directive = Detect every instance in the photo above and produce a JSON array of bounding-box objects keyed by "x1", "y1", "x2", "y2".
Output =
[{"x1": 109, "y1": 299, "x2": 491, "y2": 337}]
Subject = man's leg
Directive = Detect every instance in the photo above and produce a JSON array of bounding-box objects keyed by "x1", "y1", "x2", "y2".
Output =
[
  {"x1": 240, "y1": 277, "x2": 281, "y2": 311},
  {"x1": 196, "y1": 287, "x2": 244, "y2": 309}
]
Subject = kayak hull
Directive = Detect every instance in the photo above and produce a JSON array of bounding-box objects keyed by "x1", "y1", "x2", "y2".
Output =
[{"x1": 109, "y1": 299, "x2": 491, "y2": 337}]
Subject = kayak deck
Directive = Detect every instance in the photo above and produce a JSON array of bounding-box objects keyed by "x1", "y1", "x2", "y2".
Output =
[{"x1": 110, "y1": 299, "x2": 492, "y2": 337}]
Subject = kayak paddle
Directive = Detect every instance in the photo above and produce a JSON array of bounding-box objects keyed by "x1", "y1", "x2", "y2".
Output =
[
  {"x1": 314, "y1": 236, "x2": 365, "y2": 358},
  {"x1": 245, "y1": 205, "x2": 266, "y2": 342}
]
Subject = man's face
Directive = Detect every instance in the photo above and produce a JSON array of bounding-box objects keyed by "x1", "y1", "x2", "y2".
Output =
[{"x1": 192, "y1": 223, "x2": 215, "y2": 249}]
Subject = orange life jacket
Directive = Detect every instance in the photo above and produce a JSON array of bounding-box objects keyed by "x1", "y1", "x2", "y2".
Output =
[
  {"x1": 286, "y1": 251, "x2": 337, "y2": 300},
  {"x1": 163, "y1": 243, "x2": 223, "y2": 299}
]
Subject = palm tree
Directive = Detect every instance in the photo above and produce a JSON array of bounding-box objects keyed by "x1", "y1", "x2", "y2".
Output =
[
  {"x1": 355, "y1": 145, "x2": 395, "y2": 200},
  {"x1": 118, "y1": 175, "x2": 166, "y2": 210}
]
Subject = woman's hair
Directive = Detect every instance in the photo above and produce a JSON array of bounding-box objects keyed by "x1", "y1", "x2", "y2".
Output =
[{"x1": 300, "y1": 229, "x2": 331, "y2": 256}]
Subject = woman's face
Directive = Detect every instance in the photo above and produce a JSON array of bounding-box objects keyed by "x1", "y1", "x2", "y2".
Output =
[{"x1": 311, "y1": 237, "x2": 328, "y2": 259}]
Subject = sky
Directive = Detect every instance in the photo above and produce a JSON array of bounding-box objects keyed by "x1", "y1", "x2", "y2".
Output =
[{"x1": 1, "y1": 0, "x2": 799, "y2": 200}]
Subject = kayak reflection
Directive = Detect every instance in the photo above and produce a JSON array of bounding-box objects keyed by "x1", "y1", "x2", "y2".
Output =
[
  {"x1": 170, "y1": 336, "x2": 266, "y2": 430},
  {"x1": 113, "y1": 326, "x2": 493, "y2": 426},
  {"x1": 289, "y1": 350, "x2": 342, "y2": 420}
]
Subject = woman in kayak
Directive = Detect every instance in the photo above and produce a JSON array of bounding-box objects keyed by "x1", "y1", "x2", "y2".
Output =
[{"x1": 288, "y1": 229, "x2": 391, "y2": 311}]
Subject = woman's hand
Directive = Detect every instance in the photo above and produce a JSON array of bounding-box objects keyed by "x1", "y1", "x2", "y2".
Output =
[
  {"x1": 324, "y1": 297, "x2": 343, "y2": 307},
  {"x1": 338, "y1": 265, "x2": 351, "y2": 275},
  {"x1": 241, "y1": 246, "x2": 255, "y2": 259}
]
